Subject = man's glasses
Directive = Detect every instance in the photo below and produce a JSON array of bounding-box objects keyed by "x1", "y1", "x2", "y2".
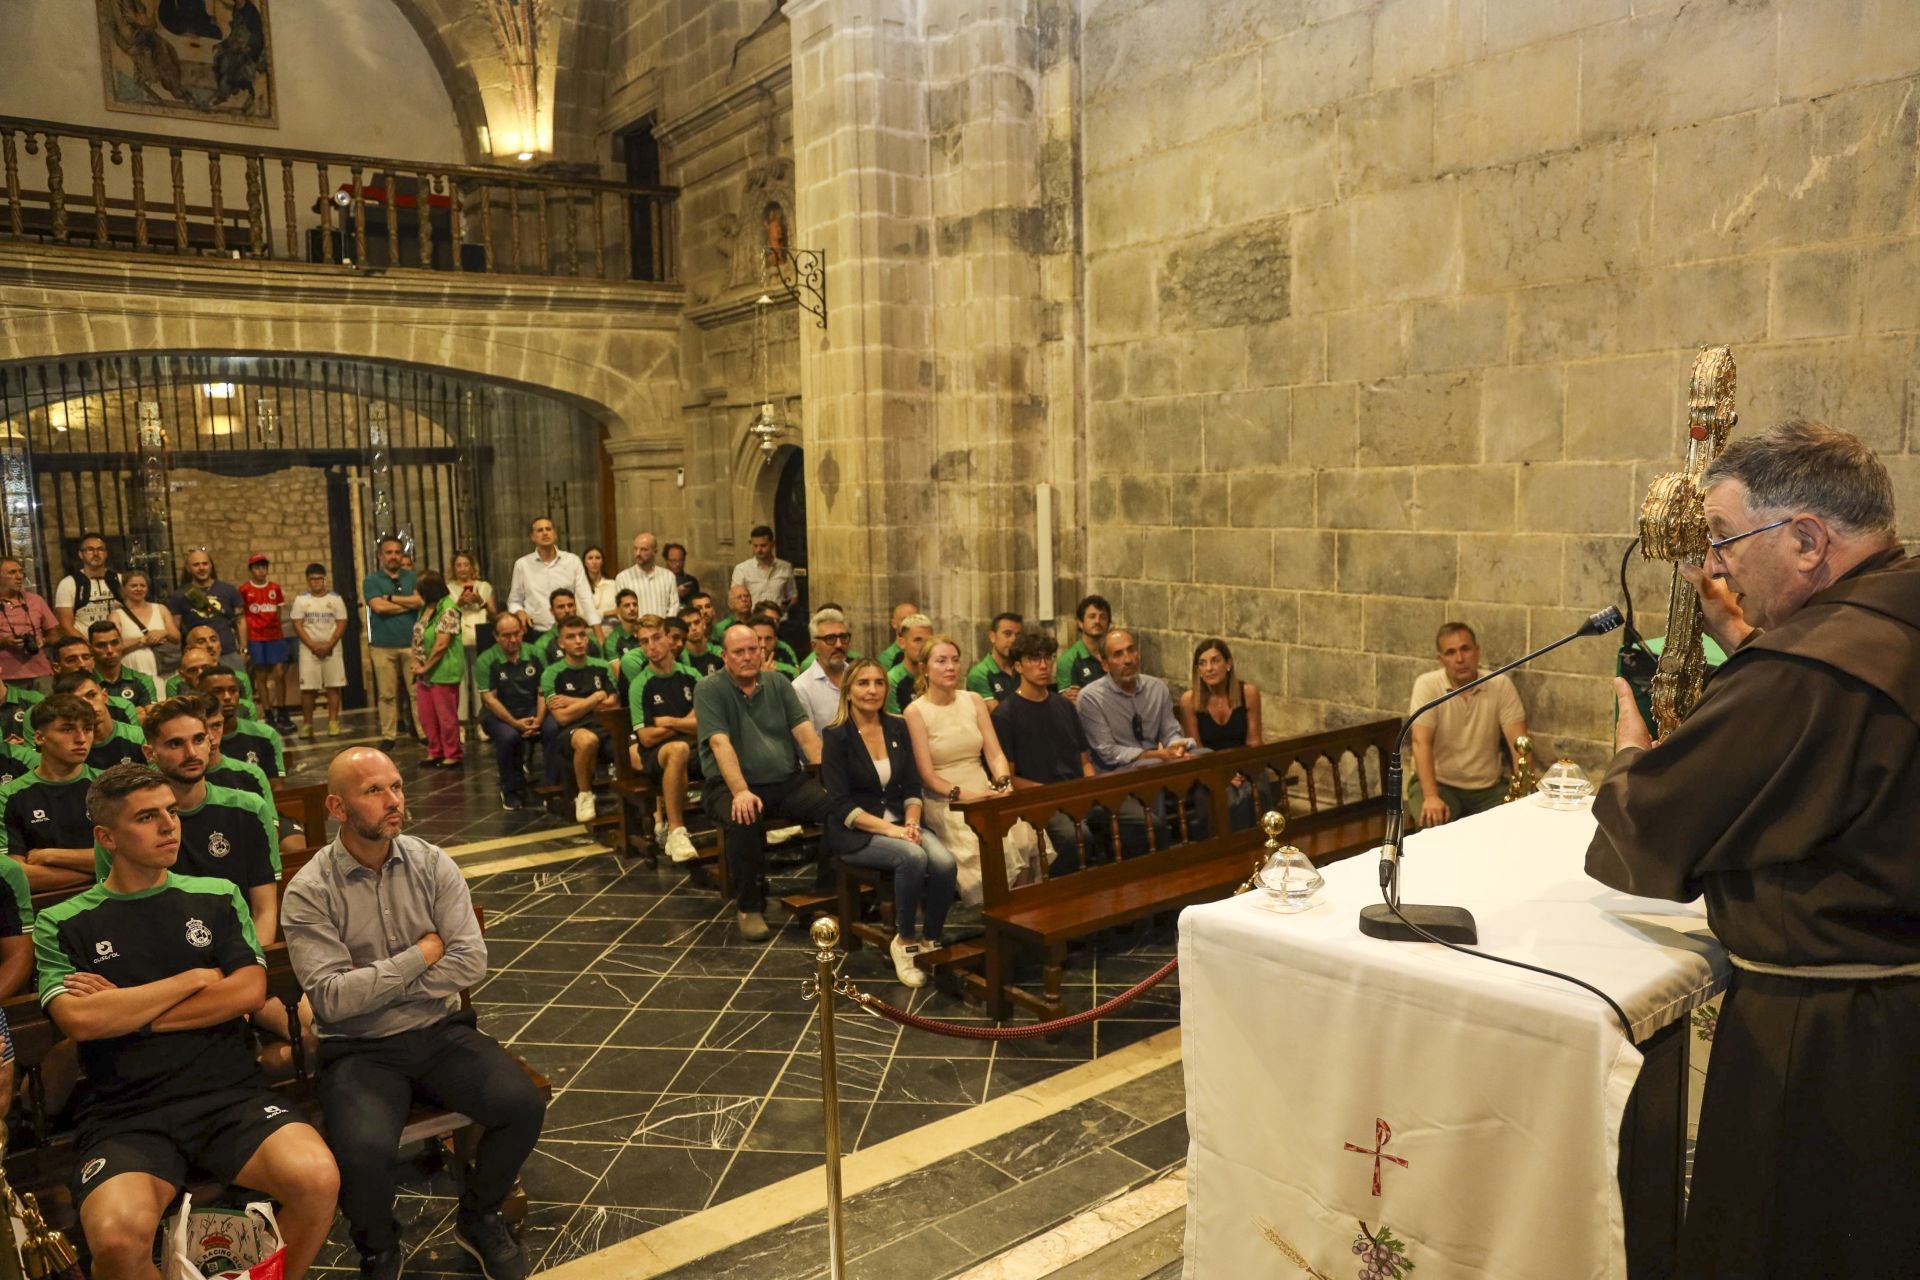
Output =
[
  {"x1": 817, "y1": 633, "x2": 852, "y2": 645},
  {"x1": 1706, "y1": 517, "x2": 1790, "y2": 555}
]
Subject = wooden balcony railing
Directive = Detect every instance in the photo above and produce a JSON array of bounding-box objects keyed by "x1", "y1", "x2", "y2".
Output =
[{"x1": 0, "y1": 114, "x2": 677, "y2": 284}]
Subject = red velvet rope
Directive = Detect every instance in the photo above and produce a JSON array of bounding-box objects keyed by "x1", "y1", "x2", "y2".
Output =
[{"x1": 836, "y1": 956, "x2": 1179, "y2": 1040}]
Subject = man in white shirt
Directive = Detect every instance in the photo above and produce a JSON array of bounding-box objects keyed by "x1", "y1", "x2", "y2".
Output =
[
  {"x1": 613, "y1": 531, "x2": 680, "y2": 618},
  {"x1": 506, "y1": 517, "x2": 598, "y2": 639},
  {"x1": 730, "y1": 525, "x2": 797, "y2": 611},
  {"x1": 1407, "y1": 622, "x2": 1529, "y2": 829},
  {"x1": 792, "y1": 607, "x2": 852, "y2": 733},
  {"x1": 53, "y1": 532, "x2": 121, "y2": 636}
]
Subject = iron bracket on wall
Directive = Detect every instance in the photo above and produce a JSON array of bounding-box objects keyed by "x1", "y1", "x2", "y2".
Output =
[{"x1": 771, "y1": 248, "x2": 827, "y2": 329}]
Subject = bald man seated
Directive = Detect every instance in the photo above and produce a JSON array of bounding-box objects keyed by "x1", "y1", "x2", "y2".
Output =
[{"x1": 281, "y1": 748, "x2": 546, "y2": 1280}]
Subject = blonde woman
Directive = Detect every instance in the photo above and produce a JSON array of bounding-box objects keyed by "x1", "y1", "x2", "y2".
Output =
[
  {"x1": 109, "y1": 570, "x2": 180, "y2": 678},
  {"x1": 904, "y1": 636, "x2": 1021, "y2": 904},
  {"x1": 820, "y1": 657, "x2": 958, "y2": 987}
]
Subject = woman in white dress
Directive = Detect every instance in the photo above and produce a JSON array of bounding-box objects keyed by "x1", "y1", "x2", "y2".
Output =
[
  {"x1": 904, "y1": 635, "x2": 1020, "y2": 904},
  {"x1": 449, "y1": 550, "x2": 496, "y2": 733},
  {"x1": 581, "y1": 545, "x2": 619, "y2": 622},
  {"x1": 109, "y1": 569, "x2": 180, "y2": 678}
]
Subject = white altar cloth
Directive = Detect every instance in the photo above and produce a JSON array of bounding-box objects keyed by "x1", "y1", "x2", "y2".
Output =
[{"x1": 1179, "y1": 797, "x2": 1727, "y2": 1280}]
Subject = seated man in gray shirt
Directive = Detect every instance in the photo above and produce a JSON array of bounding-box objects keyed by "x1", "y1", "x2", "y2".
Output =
[
  {"x1": 1075, "y1": 629, "x2": 1211, "y2": 851},
  {"x1": 281, "y1": 748, "x2": 546, "y2": 1280},
  {"x1": 696, "y1": 623, "x2": 832, "y2": 942}
]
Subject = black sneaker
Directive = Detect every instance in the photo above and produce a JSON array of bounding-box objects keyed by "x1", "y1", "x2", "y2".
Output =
[
  {"x1": 453, "y1": 1211, "x2": 526, "y2": 1280},
  {"x1": 501, "y1": 792, "x2": 524, "y2": 811},
  {"x1": 378, "y1": 738, "x2": 396, "y2": 752},
  {"x1": 358, "y1": 1248, "x2": 403, "y2": 1280}
]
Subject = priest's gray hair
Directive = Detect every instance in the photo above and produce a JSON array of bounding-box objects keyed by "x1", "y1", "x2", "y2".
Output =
[
  {"x1": 1702, "y1": 418, "x2": 1897, "y2": 538},
  {"x1": 809, "y1": 607, "x2": 847, "y2": 638}
]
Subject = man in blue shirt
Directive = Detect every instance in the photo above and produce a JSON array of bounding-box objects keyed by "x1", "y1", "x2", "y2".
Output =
[{"x1": 361, "y1": 537, "x2": 421, "y2": 753}]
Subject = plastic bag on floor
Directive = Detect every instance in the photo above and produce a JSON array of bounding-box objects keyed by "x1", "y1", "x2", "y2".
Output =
[{"x1": 164, "y1": 1195, "x2": 285, "y2": 1280}]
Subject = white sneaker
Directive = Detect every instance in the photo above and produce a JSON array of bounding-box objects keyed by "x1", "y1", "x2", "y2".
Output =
[
  {"x1": 573, "y1": 792, "x2": 597, "y2": 823},
  {"x1": 664, "y1": 827, "x2": 697, "y2": 862},
  {"x1": 765, "y1": 823, "x2": 804, "y2": 846},
  {"x1": 889, "y1": 934, "x2": 928, "y2": 988}
]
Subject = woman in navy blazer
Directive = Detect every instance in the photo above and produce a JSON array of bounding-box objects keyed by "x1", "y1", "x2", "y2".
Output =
[{"x1": 820, "y1": 657, "x2": 958, "y2": 988}]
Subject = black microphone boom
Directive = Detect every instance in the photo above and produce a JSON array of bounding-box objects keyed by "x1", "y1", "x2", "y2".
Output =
[{"x1": 1358, "y1": 605, "x2": 1624, "y2": 945}]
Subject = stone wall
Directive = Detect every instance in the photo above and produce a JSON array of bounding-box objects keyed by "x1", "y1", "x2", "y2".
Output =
[{"x1": 1077, "y1": 0, "x2": 1920, "y2": 769}]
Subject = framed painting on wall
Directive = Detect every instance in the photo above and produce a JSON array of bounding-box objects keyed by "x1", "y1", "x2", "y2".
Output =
[{"x1": 95, "y1": 0, "x2": 278, "y2": 127}]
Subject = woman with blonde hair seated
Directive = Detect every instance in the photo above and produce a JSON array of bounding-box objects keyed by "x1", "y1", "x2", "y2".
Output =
[
  {"x1": 905, "y1": 635, "x2": 1028, "y2": 904},
  {"x1": 820, "y1": 657, "x2": 958, "y2": 987}
]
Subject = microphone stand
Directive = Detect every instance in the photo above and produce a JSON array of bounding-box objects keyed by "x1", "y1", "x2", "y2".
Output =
[{"x1": 1359, "y1": 606, "x2": 1624, "y2": 945}]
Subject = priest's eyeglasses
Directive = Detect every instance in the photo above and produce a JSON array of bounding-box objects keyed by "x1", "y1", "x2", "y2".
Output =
[{"x1": 1706, "y1": 517, "x2": 1791, "y2": 556}]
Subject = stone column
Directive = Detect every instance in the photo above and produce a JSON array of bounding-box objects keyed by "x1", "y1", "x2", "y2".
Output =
[
  {"x1": 786, "y1": 0, "x2": 1070, "y2": 647},
  {"x1": 604, "y1": 435, "x2": 688, "y2": 550}
]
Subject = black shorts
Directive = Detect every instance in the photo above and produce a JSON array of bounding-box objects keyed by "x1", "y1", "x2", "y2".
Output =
[
  {"x1": 74, "y1": 1085, "x2": 306, "y2": 1206},
  {"x1": 640, "y1": 737, "x2": 701, "y2": 781},
  {"x1": 546, "y1": 715, "x2": 612, "y2": 759}
]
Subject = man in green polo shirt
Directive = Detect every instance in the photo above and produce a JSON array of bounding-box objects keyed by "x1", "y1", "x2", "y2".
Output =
[
  {"x1": 475, "y1": 614, "x2": 545, "y2": 811},
  {"x1": 1055, "y1": 593, "x2": 1112, "y2": 703},
  {"x1": 966, "y1": 612, "x2": 1025, "y2": 710},
  {"x1": 362, "y1": 535, "x2": 422, "y2": 752},
  {"x1": 876, "y1": 600, "x2": 918, "y2": 671},
  {"x1": 695, "y1": 622, "x2": 831, "y2": 942}
]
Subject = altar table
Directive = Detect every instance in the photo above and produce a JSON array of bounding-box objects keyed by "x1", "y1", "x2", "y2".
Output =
[{"x1": 1179, "y1": 797, "x2": 1727, "y2": 1280}]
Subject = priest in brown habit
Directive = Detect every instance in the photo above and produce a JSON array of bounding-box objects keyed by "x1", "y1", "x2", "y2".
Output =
[{"x1": 1586, "y1": 419, "x2": 1918, "y2": 1278}]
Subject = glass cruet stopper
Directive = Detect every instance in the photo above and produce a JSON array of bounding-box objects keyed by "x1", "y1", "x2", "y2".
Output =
[{"x1": 1254, "y1": 810, "x2": 1324, "y2": 912}]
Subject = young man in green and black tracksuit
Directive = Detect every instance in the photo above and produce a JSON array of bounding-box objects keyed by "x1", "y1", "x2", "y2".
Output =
[
  {"x1": 34, "y1": 762, "x2": 338, "y2": 1278},
  {"x1": 203, "y1": 667, "x2": 284, "y2": 778},
  {"x1": 540, "y1": 617, "x2": 618, "y2": 823},
  {"x1": 87, "y1": 620, "x2": 158, "y2": 707},
  {"x1": 474, "y1": 615, "x2": 545, "y2": 811},
  {"x1": 629, "y1": 619, "x2": 701, "y2": 863},
  {"x1": 2, "y1": 693, "x2": 97, "y2": 895},
  {"x1": 1054, "y1": 593, "x2": 1112, "y2": 702},
  {"x1": 57, "y1": 672, "x2": 147, "y2": 771},
  {"x1": 0, "y1": 847, "x2": 32, "y2": 999}
]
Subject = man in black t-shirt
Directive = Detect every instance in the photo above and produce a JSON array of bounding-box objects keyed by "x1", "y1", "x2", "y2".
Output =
[
  {"x1": 135, "y1": 699, "x2": 281, "y2": 930},
  {"x1": 991, "y1": 632, "x2": 1110, "y2": 875},
  {"x1": 473, "y1": 614, "x2": 545, "y2": 811},
  {"x1": 35, "y1": 763, "x2": 337, "y2": 1280},
  {"x1": 89, "y1": 620, "x2": 157, "y2": 708},
  {"x1": 56, "y1": 672, "x2": 147, "y2": 771},
  {"x1": 203, "y1": 668, "x2": 283, "y2": 779},
  {"x1": 2, "y1": 693, "x2": 97, "y2": 894},
  {"x1": 629, "y1": 620, "x2": 700, "y2": 863},
  {"x1": 540, "y1": 619, "x2": 618, "y2": 824}
]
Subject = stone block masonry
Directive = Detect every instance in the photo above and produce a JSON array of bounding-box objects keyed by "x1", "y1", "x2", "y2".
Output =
[{"x1": 1078, "y1": 0, "x2": 1920, "y2": 773}]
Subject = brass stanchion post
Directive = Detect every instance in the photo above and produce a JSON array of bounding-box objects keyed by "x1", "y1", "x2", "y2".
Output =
[{"x1": 807, "y1": 916, "x2": 848, "y2": 1279}]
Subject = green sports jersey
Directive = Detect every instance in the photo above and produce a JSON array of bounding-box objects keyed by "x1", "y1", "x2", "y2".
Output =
[
  {"x1": 886, "y1": 662, "x2": 920, "y2": 715},
  {"x1": 0, "y1": 741, "x2": 37, "y2": 790},
  {"x1": 682, "y1": 646, "x2": 726, "y2": 678},
  {"x1": 966, "y1": 654, "x2": 1021, "y2": 703},
  {"x1": 0, "y1": 691, "x2": 37, "y2": 743},
  {"x1": 223, "y1": 718, "x2": 284, "y2": 778},
  {"x1": 87, "y1": 720, "x2": 147, "y2": 771},
  {"x1": 207, "y1": 755, "x2": 272, "y2": 804},
  {"x1": 35, "y1": 873, "x2": 265, "y2": 1116},
  {"x1": 630, "y1": 664, "x2": 698, "y2": 733},
  {"x1": 91, "y1": 783, "x2": 279, "y2": 886},
  {"x1": 1055, "y1": 639, "x2": 1105, "y2": 690},
  {"x1": 877, "y1": 642, "x2": 903, "y2": 671},
  {"x1": 0, "y1": 852, "x2": 31, "y2": 938},
  {"x1": 96, "y1": 667, "x2": 158, "y2": 708},
  {"x1": 539, "y1": 657, "x2": 616, "y2": 703},
  {"x1": 165, "y1": 670, "x2": 258, "y2": 718},
  {"x1": 537, "y1": 631, "x2": 604, "y2": 668},
  {"x1": 474, "y1": 644, "x2": 543, "y2": 720},
  {"x1": 1, "y1": 767, "x2": 97, "y2": 855}
]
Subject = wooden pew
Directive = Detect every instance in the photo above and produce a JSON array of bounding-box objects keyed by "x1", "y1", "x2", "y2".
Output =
[{"x1": 929, "y1": 718, "x2": 1400, "y2": 1020}]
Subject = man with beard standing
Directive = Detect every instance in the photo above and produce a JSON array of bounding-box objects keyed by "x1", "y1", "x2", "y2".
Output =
[
  {"x1": 1587, "y1": 421, "x2": 1920, "y2": 1277},
  {"x1": 167, "y1": 551, "x2": 245, "y2": 674}
]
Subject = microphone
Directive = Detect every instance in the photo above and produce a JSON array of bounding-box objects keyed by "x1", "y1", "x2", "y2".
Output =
[{"x1": 1359, "y1": 605, "x2": 1624, "y2": 945}]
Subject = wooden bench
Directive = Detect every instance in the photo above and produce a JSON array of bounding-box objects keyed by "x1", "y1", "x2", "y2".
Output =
[{"x1": 934, "y1": 718, "x2": 1400, "y2": 1020}]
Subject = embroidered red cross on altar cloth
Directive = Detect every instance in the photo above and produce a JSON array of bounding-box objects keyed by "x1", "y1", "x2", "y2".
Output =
[{"x1": 1344, "y1": 1118, "x2": 1409, "y2": 1196}]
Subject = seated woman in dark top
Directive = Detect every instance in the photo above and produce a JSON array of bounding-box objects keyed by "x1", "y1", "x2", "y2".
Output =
[
  {"x1": 1177, "y1": 637, "x2": 1264, "y2": 830},
  {"x1": 820, "y1": 658, "x2": 958, "y2": 989}
]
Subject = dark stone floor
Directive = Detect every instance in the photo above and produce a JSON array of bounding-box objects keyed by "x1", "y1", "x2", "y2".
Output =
[{"x1": 286, "y1": 714, "x2": 1184, "y2": 1277}]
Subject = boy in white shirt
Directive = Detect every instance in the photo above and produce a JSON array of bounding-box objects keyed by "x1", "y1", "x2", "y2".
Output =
[{"x1": 289, "y1": 563, "x2": 348, "y2": 739}]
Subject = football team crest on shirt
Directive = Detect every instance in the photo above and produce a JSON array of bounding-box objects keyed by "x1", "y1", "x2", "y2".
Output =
[
  {"x1": 208, "y1": 830, "x2": 231, "y2": 859},
  {"x1": 186, "y1": 918, "x2": 213, "y2": 948},
  {"x1": 81, "y1": 1158, "x2": 106, "y2": 1183},
  {"x1": 95, "y1": 939, "x2": 119, "y2": 959}
]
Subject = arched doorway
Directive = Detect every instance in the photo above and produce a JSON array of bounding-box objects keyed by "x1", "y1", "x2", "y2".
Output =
[{"x1": 772, "y1": 445, "x2": 809, "y2": 625}]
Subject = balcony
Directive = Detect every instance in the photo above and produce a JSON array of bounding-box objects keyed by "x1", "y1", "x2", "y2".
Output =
[{"x1": 0, "y1": 114, "x2": 678, "y2": 287}]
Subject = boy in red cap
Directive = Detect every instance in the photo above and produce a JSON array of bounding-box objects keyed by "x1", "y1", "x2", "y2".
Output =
[{"x1": 239, "y1": 555, "x2": 292, "y2": 733}]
